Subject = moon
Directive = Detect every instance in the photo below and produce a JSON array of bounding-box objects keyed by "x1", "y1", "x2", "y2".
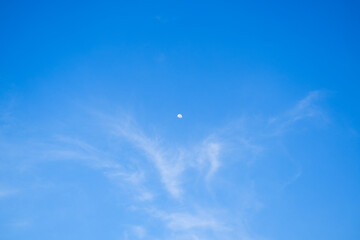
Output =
[{"x1": 177, "y1": 114, "x2": 183, "y2": 119}]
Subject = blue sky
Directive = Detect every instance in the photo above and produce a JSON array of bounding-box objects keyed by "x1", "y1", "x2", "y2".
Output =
[{"x1": 1, "y1": 1, "x2": 360, "y2": 239}]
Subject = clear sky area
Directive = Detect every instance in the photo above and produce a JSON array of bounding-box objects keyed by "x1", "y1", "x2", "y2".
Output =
[{"x1": 1, "y1": 1, "x2": 360, "y2": 239}]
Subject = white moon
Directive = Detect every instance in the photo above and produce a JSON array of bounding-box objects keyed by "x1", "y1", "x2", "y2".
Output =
[{"x1": 177, "y1": 114, "x2": 183, "y2": 118}]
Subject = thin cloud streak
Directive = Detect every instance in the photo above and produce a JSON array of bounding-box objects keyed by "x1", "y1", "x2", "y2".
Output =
[
  {"x1": 149, "y1": 209, "x2": 226, "y2": 232},
  {"x1": 8, "y1": 90, "x2": 326, "y2": 240},
  {"x1": 111, "y1": 121, "x2": 185, "y2": 198},
  {"x1": 0, "y1": 188, "x2": 18, "y2": 198},
  {"x1": 268, "y1": 90, "x2": 326, "y2": 135}
]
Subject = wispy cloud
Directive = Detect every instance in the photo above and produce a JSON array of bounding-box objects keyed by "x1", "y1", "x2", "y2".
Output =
[
  {"x1": 289, "y1": 91, "x2": 323, "y2": 121},
  {"x1": 7, "y1": 90, "x2": 326, "y2": 240},
  {"x1": 7, "y1": 219, "x2": 32, "y2": 229},
  {"x1": 197, "y1": 140, "x2": 222, "y2": 180},
  {"x1": 268, "y1": 90, "x2": 327, "y2": 135},
  {"x1": 111, "y1": 120, "x2": 185, "y2": 198},
  {"x1": 132, "y1": 225, "x2": 146, "y2": 239},
  {"x1": 104, "y1": 169, "x2": 155, "y2": 201},
  {"x1": 42, "y1": 135, "x2": 155, "y2": 201},
  {"x1": 106, "y1": 116, "x2": 228, "y2": 197},
  {"x1": 164, "y1": 212, "x2": 224, "y2": 231},
  {"x1": 0, "y1": 188, "x2": 18, "y2": 198},
  {"x1": 150, "y1": 209, "x2": 226, "y2": 232},
  {"x1": 46, "y1": 90, "x2": 325, "y2": 205}
]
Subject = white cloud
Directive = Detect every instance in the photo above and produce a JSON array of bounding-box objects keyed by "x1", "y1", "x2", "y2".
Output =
[
  {"x1": 44, "y1": 135, "x2": 156, "y2": 201},
  {"x1": 288, "y1": 90, "x2": 323, "y2": 122},
  {"x1": 136, "y1": 190, "x2": 154, "y2": 201},
  {"x1": 165, "y1": 212, "x2": 223, "y2": 231},
  {"x1": 206, "y1": 142, "x2": 221, "y2": 179},
  {"x1": 8, "y1": 219, "x2": 32, "y2": 229},
  {"x1": 269, "y1": 90, "x2": 326, "y2": 135},
  {"x1": 197, "y1": 141, "x2": 222, "y2": 179},
  {"x1": 151, "y1": 209, "x2": 225, "y2": 232},
  {"x1": 0, "y1": 90, "x2": 330, "y2": 240},
  {"x1": 111, "y1": 121, "x2": 184, "y2": 198},
  {"x1": 0, "y1": 188, "x2": 18, "y2": 198},
  {"x1": 132, "y1": 225, "x2": 146, "y2": 239}
]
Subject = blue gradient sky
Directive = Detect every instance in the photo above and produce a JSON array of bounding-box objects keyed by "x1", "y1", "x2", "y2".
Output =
[{"x1": 1, "y1": 1, "x2": 360, "y2": 239}]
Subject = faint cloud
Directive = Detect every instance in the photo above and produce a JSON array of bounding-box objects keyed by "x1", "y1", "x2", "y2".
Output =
[
  {"x1": 111, "y1": 120, "x2": 185, "y2": 198},
  {"x1": 151, "y1": 209, "x2": 226, "y2": 232},
  {"x1": 11, "y1": 90, "x2": 327, "y2": 240},
  {"x1": 0, "y1": 188, "x2": 18, "y2": 198},
  {"x1": 8, "y1": 219, "x2": 32, "y2": 229},
  {"x1": 288, "y1": 90, "x2": 323, "y2": 122},
  {"x1": 283, "y1": 169, "x2": 302, "y2": 189},
  {"x1": 154, "y1": 15, "x2": 168, "y2": 23},
  {"x1": 155, "y1": 53, "x2": 166, "y2": 63},
  {"x1": 269, "y1": 90, "x2": 327, "y2": 135},
  {"x1": 105, "y1": 169, "x2": 154, "y2": 201},
  {"x1": 132, "y1": 225, "x2": 146, "y2": 238},
  {"x1": 166, "y1": 212, "x2": 223, "y2": 231},
  {"x1": 45, "y1": 135, "x2": 154, "y2": 201},
  {"x1": 197, "y1": 141, "x2": 222, "y2": 179},
  {"x1": 136, "y1": 191, "x2": 154, "y2": 201}
]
